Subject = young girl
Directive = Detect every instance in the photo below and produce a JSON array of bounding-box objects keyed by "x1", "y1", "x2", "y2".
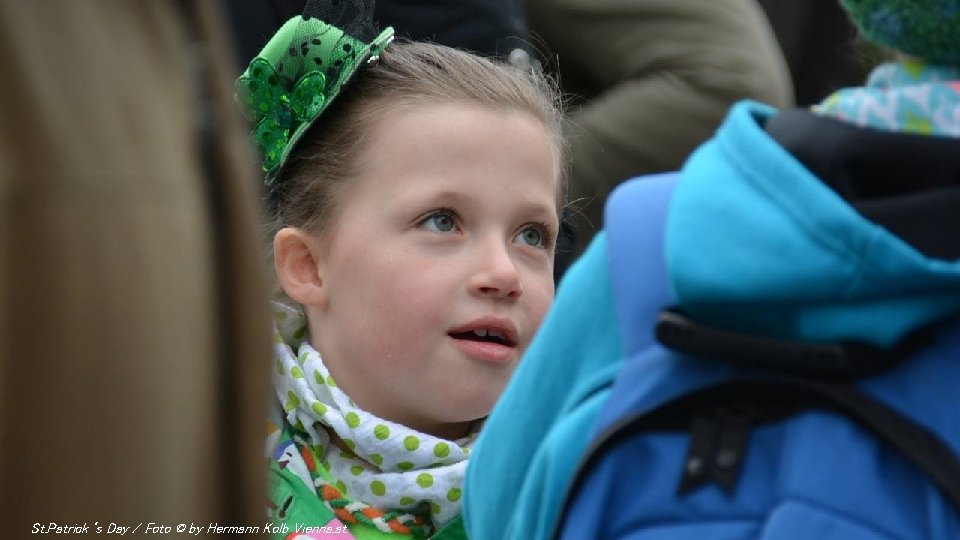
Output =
[{"x1": 236, "y1": 5, "x2": 565, "y2": 539}]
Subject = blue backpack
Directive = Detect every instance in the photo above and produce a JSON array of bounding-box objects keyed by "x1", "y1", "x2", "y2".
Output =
[{"x1": 554, "y1": 175, "x2": 960, "y2": 540}]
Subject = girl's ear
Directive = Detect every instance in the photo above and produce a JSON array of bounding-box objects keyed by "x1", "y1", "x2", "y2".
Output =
[{"x1": 274, "y1": 227, "x2": 328, "y2": 308}]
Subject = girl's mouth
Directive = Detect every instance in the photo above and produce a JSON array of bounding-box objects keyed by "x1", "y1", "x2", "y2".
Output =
[
  {"x1": 448, "y1": 328, "x2": 515, "y2": 347},
  {"x1": 447, "y1": 318, "x2": 519, "y2": 363}
]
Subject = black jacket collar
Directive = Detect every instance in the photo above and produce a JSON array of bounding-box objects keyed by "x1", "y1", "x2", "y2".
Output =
[{"x1": 765, "y1": 109, "x2": 960, "y2": 260}]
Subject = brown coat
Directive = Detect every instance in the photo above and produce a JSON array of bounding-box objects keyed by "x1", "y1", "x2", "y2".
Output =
[{"x1": 0, "y1": 0, "x2": 270, "y2": 533}]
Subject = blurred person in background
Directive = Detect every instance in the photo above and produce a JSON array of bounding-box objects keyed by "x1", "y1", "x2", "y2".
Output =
[
  {"x1": 229, "y1": 0, "x2": 532, "y2": 64},
  {"x1": 1, "y1": 0, "x2": 270, "y2": 534},
  {"x1": 758, "y1": 0, "x2": 876, "y2": 107},
  {"x1": 525, "y1": 0, "x2": 795, "y2": 251},
  {"x1": 464, "y1": 0, "x2": 960, "y2": 538}
]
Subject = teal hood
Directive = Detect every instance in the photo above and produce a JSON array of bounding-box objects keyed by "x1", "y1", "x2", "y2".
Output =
[{"x1": 665, "y1": 101, "x2": 960, "y2": 347}]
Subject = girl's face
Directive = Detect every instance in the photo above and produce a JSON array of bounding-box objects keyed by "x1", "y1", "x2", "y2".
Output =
[{"x1": 307, "y1": 102, "x2": 559, "y2": 439}]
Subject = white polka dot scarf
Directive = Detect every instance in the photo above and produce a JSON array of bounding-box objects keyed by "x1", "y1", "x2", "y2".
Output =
[{"x1": 271, "y1": 302, "x2": 477, "y2": 530}]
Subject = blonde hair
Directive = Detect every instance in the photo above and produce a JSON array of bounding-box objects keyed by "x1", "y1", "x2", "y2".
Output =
[{"x1": 267, "y1": 40, "x2": 567, "y2": 245}]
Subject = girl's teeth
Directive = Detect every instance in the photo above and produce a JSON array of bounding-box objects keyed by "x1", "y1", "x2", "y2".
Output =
[{"x1": 472, "y1": 329, "x2": 488, "y2": 337}]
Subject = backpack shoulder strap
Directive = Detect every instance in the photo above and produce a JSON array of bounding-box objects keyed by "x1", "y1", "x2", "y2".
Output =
[
  {"x1": 547, "y1": 174, "x2": 685, "y2": 540},
  {"x1": 604, "y1": 173, "x2": 680, "y2": 356},
  {"x1": 563, "y1": 373, "x2": 960, "y2": 522}
]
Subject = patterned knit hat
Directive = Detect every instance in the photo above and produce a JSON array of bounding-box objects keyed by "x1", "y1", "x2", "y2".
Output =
[{"x1": 839, "y1": 0, "x2": 960, "y2": 65}]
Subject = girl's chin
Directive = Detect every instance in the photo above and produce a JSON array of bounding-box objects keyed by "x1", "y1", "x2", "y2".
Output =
[{"x1": 418, "y1": 410, "x2": 492, "y2": 439}]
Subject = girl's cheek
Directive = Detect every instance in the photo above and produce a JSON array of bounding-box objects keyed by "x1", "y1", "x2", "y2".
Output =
[{"x1": 527, "y1": 282, "x2": 554, "y2": 322}]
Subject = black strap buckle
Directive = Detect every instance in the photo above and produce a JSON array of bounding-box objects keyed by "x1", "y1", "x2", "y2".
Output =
[{"x1": 679, "y1": 403, "x2": 757, "y2": 495}]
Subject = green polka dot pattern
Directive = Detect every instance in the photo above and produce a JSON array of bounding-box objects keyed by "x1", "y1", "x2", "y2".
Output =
[
  {"x1": 416, "y1": 473, "x2": 434, "y2": 488},
  {"x1": 404, "y1": 436, "x2": 420, "y2": 451},
  {"x1": 270, "y1": 300, "x2": 478, "y2": 528},
  {"x1": 284, "y1": 391, "x2": 300, "y2": 412}
]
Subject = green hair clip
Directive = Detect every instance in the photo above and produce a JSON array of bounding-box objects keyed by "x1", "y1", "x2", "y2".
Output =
[{"x1": 236, "y1": 7, "x2": 394, "y2": 185}]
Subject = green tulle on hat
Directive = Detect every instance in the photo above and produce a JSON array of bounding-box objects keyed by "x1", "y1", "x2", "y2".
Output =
[
  {"x1": 840, "y1": 0, "x2": 960, "y2": 65},
  {"x1": 236, "y1": 13, "x2": 394, "y2": 184}
]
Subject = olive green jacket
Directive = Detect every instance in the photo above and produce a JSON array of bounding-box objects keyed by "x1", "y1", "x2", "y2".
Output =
[{"x1": 526, "y1": 0, "x2": 793, "y2": 245}]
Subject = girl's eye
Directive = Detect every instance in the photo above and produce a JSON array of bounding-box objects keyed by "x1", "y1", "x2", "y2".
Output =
[
  {"x1": 514, "y1": 225, "x2": 548, "y2": 248},
  {"x1": 419, "y1": 210, "x2": 458, "y2": 233}
]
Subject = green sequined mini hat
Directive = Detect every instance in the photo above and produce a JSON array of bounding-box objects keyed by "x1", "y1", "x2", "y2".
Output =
[
  {"x1": 236, "y1": 0, "x2": 394, "y2": 184},
  {"x1": 839, "y1": 0, "x2": 960, "y2": 65}
]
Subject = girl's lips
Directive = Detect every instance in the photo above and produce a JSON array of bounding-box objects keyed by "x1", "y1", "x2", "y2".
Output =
[
  {"x1": 449, "y1": 335, "x2": 515, "y2": 363},
  {"x1": 447, "y1": 316, "x2": 519, "y2": 346}
]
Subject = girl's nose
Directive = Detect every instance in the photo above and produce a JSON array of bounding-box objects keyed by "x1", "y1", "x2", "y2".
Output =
[{"x1": 469, "y1": 241, "x2": 523, "y2": 300}]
